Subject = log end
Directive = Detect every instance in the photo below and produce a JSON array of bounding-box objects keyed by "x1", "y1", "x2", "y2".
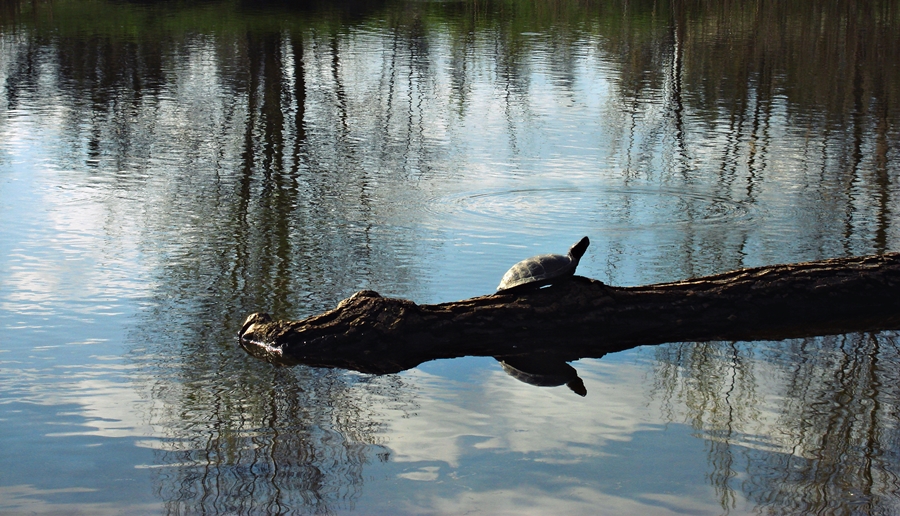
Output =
[
  {"x1": 239, "y1": 312, "x2": 272, "y2": 340},
  {"x1": 238, "y1": 312, "x2": 293, "y2": 365}
]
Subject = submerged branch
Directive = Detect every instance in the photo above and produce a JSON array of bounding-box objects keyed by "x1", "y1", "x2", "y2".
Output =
[{"x1": 239, "y1": 253, "x2": 900, "y2": 374}]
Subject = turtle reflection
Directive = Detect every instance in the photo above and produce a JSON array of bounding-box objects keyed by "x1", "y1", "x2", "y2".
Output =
[{"x1": 497, "y1": 354, "x2": 587, "y2": 396}]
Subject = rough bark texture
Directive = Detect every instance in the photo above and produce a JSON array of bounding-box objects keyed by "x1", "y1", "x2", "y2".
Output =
[{"x1": 239, "y1": 253, "x2": 900, "y2": 374}]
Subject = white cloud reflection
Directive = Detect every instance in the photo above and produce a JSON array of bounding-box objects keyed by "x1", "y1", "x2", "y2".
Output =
[
  {"x1": 396, "y1": 485, "x2": 727, "y2": 516},
  {"x1": 391, "y1": 359, "x2": 654, "y2": 466},
  {"x1": 359, "y1": 355, "x2": 745, "y2": 515},
  {"x1": 0, "y1": 485, "x2": 161, "y2": 516}
]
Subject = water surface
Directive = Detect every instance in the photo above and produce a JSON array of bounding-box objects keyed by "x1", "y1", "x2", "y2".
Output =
[{"x1": 2, "y1": 0, "x2": 900, "y2": 514}]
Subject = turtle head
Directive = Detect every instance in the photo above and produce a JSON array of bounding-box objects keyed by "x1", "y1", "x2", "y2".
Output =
[{"x1": 568, "y1": 236, "x2": 590, "y2": 261}]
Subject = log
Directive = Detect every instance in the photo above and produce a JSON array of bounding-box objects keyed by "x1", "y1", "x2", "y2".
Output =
[{"x1": 238, "y1": 253, "x2": 900, "y2": 375}]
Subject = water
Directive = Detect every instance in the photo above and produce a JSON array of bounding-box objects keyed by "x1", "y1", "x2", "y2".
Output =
[{"x1": 1, "y1": 0, "x2": 900, "y2": 514}]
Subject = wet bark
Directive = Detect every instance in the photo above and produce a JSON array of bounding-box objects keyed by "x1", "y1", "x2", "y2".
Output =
[{"x1": 239, "y1": 253, "x2": 900, "y2": 374}]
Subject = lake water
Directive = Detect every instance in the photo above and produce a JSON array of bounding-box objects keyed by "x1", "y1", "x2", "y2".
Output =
[{"x1": 2, "y1": 0, "x2": 900, "y2": 514}]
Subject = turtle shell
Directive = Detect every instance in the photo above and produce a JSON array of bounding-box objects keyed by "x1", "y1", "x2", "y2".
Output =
[{"x1": 496, "y1": 236, "x2": 589, "y2": 294}]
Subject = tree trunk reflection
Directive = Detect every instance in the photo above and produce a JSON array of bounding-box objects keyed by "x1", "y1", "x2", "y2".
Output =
[{"x1": 653, "y1": 333, "x2": 900, "y2": 513}]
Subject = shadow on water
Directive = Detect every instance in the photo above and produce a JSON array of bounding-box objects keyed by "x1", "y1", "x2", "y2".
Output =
[{"x1": 2, "y1": 0, "x2": 900, "y2": 513}]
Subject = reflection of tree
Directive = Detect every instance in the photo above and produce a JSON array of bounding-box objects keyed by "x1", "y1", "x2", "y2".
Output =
[
  {"x1": 653, "y1": 341, "x2": 763, "y2": 513},
  {"x1": 681, "y1": 0, "x2": 899, "y2": 260},
  {"x1": 135, "y1": 26, "x2": 418, "y2": 513},
  {"x1": 652, "y1": 333, "x2": 900, "y2": 514},
  {"x1": 601, "y1": 0, "x2": 899, "y2": 275},
  {"x1": 150, "y1": 364, "x2": 406, "y2": 514},
  {"x1": 3, "y1": 5, "x2": 422, "y2": 511},
  {"x1": 746, "y1": 334, "x2": 900, "y2": 514}
]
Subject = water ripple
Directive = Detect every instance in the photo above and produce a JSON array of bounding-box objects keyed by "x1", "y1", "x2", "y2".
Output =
[{"x1": 425, "y1": 185, "x2": 754, "y2": 234}]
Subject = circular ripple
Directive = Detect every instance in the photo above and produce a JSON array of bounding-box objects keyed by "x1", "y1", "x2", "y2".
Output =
[{"x1": 425, "y1": 186, "x2": 754, "y2": 234}]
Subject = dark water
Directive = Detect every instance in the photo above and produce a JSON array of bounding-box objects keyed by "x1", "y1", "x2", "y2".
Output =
[{"x1": 1, "y1": 0, "x2": 899, "y2": 514}]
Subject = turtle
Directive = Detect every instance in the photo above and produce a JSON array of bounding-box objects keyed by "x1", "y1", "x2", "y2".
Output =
[{"x1": 496, "y1": 236, "x2": 590, "y2": 294}]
